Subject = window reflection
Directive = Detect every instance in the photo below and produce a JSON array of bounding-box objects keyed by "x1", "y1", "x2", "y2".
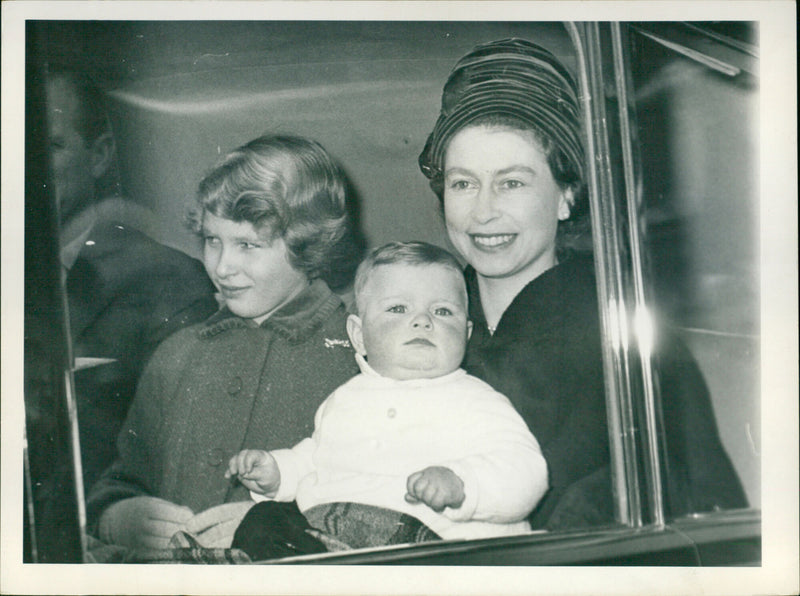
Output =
[
  {"x1": 629, "y1": 24, "x2": 760, "y2": 511},
  {"x1": 44, "y1": 66, "x2": 219, "y2": 499}
]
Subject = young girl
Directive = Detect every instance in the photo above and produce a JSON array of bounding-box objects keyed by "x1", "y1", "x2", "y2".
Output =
[{"x1": 86, "y1": 135, "x2": 362, "y2": 552}]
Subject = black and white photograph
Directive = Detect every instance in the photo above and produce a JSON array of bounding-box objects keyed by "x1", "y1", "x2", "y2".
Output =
[{"x1": 1, "y1": 2, "x2": 796, "y2": 595}]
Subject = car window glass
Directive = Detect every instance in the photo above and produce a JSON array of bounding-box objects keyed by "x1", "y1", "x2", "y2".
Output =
[
  {"x1": 627, "y1": 23, "x2": 760, "y2": 514},
  {"x1": 30, "y1": 22, "x2": 625, "y2": 563}
]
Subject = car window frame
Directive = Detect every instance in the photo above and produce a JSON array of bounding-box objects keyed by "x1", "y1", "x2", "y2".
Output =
[{"x1": 23, "y1": 26, "x2": 87, "y2": 562}]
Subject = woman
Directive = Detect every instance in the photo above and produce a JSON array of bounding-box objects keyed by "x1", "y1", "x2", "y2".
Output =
[
  {"x1": 85, "y1": 135, "x2": 362, "y2": 553},
  {"x1": 418, "y1": 38, "x2": 747, "y2": 529}
]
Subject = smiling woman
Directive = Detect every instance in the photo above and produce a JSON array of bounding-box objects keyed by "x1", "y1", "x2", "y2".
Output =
[
  {"x1": 419, "y1": 35, "x2": 749, "y2": 531},
  {"x1": 418, "y1": 38, "x2": 613, "y2": 530}
]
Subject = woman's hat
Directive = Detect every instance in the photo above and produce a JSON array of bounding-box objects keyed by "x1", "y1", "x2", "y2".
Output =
[{"x1": 418, "y1": 38, "x2": 584, "y2": 184}]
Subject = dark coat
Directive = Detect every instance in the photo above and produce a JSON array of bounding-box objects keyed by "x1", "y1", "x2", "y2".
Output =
[
  {"x1": 67, "y1": 220, "x2": 219, "y2": 490},
  {"x1": 463, "y1": 256, "x2": 746, "y2": 530},
  {"x1": 85, "y1": 279, "x2": 359, "y2": 533}
]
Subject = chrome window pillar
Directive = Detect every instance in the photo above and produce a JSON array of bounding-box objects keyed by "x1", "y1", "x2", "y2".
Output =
[{"x1": 566, "y1": 21, "x2": 665, "y2": 528}]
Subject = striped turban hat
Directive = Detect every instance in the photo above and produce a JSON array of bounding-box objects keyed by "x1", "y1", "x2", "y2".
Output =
[{"x1": 418, "y1": 38, "x2": 584, "y2": 190}]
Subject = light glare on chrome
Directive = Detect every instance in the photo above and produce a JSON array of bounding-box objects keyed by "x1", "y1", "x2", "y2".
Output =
[{"x1": 634, "y1": 305, "x2": 655, "y2": 359}]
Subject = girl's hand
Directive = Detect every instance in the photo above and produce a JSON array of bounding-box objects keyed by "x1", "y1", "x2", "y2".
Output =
[
  {"x1": 98, "y1": 496, "x2": 194, "y2": 549},
  {"x1": 405, "y1": 466, "x2": 465, "y2": 512},
  {"x1": 225, "y1": 449, "x2": 281, "y2": 495}
]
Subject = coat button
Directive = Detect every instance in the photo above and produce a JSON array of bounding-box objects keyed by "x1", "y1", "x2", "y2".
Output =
[
  {"x1": 227, "y1": 376, "x2": 243, "y2": 395},
  {"x1": 387, "y1": 408, "x2": 396, "y2": 418},
  {"x1": 207, "y1": 448, "x2": 225, "y2": 467}
]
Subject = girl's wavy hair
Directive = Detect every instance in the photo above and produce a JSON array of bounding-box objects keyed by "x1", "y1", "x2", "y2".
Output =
[{"x1": 187, "y1": 135, "x2": 362, "y2": 290}]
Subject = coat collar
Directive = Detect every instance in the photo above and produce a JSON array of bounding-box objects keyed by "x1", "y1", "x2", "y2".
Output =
[
  {"x1": 60, "y1": 206, "x2": 98, "y2": 270},
  {"x1": 199, "y1": 279, "x2": 342, "y2": 343},
  {"x1": 465, "y1": 255, "x2": 595, "y2": 340}
]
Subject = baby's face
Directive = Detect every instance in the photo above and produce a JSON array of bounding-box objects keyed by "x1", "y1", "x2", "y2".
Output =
[{"x1": 348, "y1": 263, "x2": 472, "y2": 380}]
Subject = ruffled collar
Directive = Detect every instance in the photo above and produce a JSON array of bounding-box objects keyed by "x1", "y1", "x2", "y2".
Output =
[{"x1": 466, "y1": 254, "x2": 596, "y2": 341}]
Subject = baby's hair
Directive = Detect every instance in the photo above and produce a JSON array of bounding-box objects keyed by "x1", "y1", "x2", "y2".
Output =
[
  {"x1": 353, "y1": 241, "x2": 466, "y2": 314},
  {"x1": 187, "y1": 134, "x2": 362, "y2": 289}
]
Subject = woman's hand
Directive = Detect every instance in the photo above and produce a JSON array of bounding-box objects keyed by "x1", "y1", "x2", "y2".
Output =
[
  {"x1": 225, "y1": 449, "x2": 281, "y2": 496},
  {"x1": 98, "y1": 496, "x2": 194, "y2": 550},
  {"x1": 405, "y1": 466, "x2": 465, "y2": 512}
]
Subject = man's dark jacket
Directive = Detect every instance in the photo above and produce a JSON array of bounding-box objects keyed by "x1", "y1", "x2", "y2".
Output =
[{"x1": 66, "y1": 220, "x2": 218, "y2": 491}]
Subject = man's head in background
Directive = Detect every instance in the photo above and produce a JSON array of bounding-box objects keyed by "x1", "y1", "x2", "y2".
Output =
[{"x1": 45, "y1": 68, "x2": 115, "y2": 224}]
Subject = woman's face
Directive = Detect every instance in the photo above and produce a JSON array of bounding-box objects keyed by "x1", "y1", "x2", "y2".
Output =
[
  {"x1": 443, "y1": 125, "x2": 573, "y2": 283},
  {"x1": 202, "y1": 212, "x2": 309, "y2": 324}
]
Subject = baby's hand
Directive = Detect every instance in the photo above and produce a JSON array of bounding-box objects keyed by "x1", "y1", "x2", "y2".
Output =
[
  {"x1": 405, "y1": 466, "x2": 465, "y2": 512},
  {"x1": 224, "y1": 449, "x2": 280, "y2": 496}
]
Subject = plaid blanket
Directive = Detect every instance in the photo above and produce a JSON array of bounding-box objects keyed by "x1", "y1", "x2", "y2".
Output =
[
  {"x1": 86, "y1": 531, "x2": 252, "y2": 564},
  {"x1": 87, "y1": 501, "x2": 441, "y2": 563},
  {"x1": 231, "y1": 500, "x2": 440, "y2": 561},
  {"x1": 304, "y1": 502, "x2": 440, "y2": 549}
]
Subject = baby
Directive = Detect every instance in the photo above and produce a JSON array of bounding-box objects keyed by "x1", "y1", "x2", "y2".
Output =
[{"x1": 226, "y1": 241, "x2": 547, "y2": 558}]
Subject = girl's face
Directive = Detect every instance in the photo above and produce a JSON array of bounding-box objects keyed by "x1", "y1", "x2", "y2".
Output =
[
  {"x1": 202, "y1": 212, "x2": 308, "y2": 323},
  {"x1": 443, "y1": 125, "x2": 574, "y2": 284}
]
